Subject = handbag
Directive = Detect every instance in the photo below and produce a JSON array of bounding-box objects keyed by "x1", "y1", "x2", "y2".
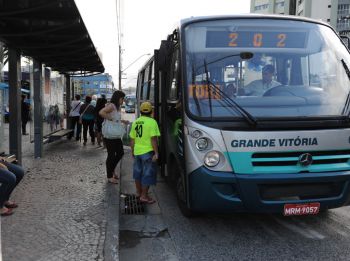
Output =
[
  {"x1": 79, "y1": 104, "x2": 91, "y2": 124},
  {"x1": 102, "y1": 119, "x2": 125, "y2": 139}
]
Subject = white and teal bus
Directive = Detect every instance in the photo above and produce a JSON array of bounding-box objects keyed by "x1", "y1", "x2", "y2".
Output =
[{"x1": 136, "y1": 15, "x2": 350, "y2": 216}]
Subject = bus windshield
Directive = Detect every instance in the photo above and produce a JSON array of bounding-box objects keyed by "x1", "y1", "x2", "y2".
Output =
[{"x1": 184, "y1": 18, "x2": 350, "y2": 120}]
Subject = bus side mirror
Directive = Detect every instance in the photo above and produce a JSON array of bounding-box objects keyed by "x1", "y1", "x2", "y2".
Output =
[
  {"x1": 159, "y1": 40, "x2": 173, "y2": 71},
  {"x1": 240, "y1": 52, "x2": 254, "y2": 60}
]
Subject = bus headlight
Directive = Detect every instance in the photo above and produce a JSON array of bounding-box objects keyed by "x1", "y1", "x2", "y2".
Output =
[
  {"x1": 191, "y1": 130, "x2": 202, "y2": 138},
  {"x1": 195, "y1": 137, "x2": 209, "y2": 151},
  {"x1": 204, "y1": 151, "x2": 220, "y2": 167}
]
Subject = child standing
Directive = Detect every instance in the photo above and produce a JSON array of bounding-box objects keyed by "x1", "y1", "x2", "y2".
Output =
[{"x1": 129, "y1": 101, "x2": 160, "y2": 204}]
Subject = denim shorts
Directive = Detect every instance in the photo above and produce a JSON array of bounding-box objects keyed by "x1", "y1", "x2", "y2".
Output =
[{"x1": 133, "y1": 151, "x2": 157, "y2": 186}]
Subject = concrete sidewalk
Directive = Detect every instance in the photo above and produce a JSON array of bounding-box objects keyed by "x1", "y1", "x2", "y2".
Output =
[{"x1": 1, "y1": 139, "x2": 120, "y2": 261}]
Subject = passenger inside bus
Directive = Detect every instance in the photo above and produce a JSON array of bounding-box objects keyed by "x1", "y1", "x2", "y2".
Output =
[
  {"x1": 244, "y1": 64, "x2": 281, "y2": 96},
  {"x1": 223, "y1": 83, "x2": 237, "y2": 98}
]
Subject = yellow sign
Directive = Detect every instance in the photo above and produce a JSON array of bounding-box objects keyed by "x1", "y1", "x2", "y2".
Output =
[{"x1": 188, "y1": 84, "x2": 222, "y2": 99}]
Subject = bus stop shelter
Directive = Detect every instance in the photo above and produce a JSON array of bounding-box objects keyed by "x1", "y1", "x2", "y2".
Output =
[{"x1": 0, "y1": 0, "x2": 104, "y2": 162}]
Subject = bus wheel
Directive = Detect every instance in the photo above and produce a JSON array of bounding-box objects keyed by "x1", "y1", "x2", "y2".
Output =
[{"x1": 176, "y1": 174, "x2": 197, "y2": 218}]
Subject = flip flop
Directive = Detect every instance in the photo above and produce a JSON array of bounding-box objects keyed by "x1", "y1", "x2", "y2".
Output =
[
  {"x1": 0, "y1": 208, "x2": 13, "y2": 216},
  {"x1": 107, "y1": 178, "x2": 118, "y2": 184},
  {"x1": 4, "y1": 201, "x2": 18, "y2": 208},
  {"x1": 139, "y1": 197, "x2": 156, "y2": 204}
]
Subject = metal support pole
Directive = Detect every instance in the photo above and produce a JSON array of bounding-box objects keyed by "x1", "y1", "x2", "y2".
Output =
[
  {"x1": 0, "y1": 42, "x2": 4, "y2": 154},
  {"x1": 65, "y1": 74, "x2": 71, "y2": 129},
  {"x1": 8, "y1": 48, "x2": 22, "y2": 163},
  {"x1": 71, "y1": 80, "x2": 75, "y2": 99},
  {"x1": 0, "y1": 42, "x2": 3, "y2": 82},
  {"x1": 33, "y1": 60, "x2": 43, "y2": 158}
]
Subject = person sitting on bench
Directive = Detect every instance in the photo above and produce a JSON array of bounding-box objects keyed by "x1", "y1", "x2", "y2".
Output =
[{"x1": 0, "y1": 158, "x2": 25, "y2": 216}]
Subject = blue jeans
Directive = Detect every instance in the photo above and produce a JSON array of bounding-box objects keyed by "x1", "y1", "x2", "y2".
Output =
[
  {"x1": 0, "y1": 162, "x2": 25, "y2": 207},
  {"x1": 133, "y1": 152, "x2": 157, "y2": 186},
  {"x1": 68, "y1": 116, "x2": 82, "y2": 140}
]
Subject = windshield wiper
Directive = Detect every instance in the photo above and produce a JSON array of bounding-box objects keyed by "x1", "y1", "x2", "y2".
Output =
[
  {"x1": 341, "y1": 59, "x2": 350, "y2": 116},
  {"x1": 203, "y1": 60, "x2": 257, "y2": 126}
]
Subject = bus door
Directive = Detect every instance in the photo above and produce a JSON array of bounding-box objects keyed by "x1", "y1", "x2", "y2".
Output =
[{"x1": 161, "y1": 45, "x2": 185, "y2": 184}]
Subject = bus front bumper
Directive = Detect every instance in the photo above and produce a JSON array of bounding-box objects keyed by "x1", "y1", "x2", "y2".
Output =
[{"x1": 188, "y1": 167, "x2": 350, "y2": 213}]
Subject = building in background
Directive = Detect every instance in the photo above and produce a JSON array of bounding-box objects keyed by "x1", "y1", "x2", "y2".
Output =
[
  {"x1": 250, "y1": 0, "x2": 296, "y2": 15},
  {"x1": 250, "y1": 0, "x2": 350, "y2": 36},
  {"x1": 72, "y1": 73, "x2": 114, "y2": 99}
]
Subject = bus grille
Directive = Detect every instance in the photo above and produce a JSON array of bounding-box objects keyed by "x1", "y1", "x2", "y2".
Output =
[
  {"x1": 259, "y1": 182, "x2": 344, "y2": 201},
  {"x1": 251, "y1": 150, "x2": 350, "y2": 172}
]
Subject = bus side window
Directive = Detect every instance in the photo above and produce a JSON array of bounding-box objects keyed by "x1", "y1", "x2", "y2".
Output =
[
  {"x1": 142, "y1": 66, "x2": 150, "y2": 100},
  {"x1": 168, "y1": 48, "x2": 180, "y2": 101},
  {"x1": 149, "y1": 61, "x2": 155, "y2": 101},
  {"x1": 138, "y1": 70, "x2": 145, "y2": 101}
]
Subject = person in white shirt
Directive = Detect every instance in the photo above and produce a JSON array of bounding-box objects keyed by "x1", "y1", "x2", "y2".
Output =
[
  {"x1": 244, "y1": 64, "x2": 281, "y2": 96},
  {"x1": 68, "y1": 94, "x2": 82, "y2": 141}
]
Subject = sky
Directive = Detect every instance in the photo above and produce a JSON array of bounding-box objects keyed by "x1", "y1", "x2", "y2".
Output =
[{"x1": 74, "y1": 0, "x2": 250, "y2": 89}]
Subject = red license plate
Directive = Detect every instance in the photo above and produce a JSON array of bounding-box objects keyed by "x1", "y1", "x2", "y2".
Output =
[{"x1": 283, "y1": 202, "x2": 320, "y2": 216}]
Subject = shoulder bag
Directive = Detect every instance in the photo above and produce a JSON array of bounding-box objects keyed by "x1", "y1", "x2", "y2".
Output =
[
  {"x1": 79, "y1": 104, "x2": 90, "y2": 124},
  {"x1": 102, "y1": 109, "x2": 125, "y2": 139}
]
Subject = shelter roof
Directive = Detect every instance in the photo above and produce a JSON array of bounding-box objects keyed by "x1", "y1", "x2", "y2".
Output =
[{"x1": 0, "y1": 0, "x2": 104, "y2": 76}]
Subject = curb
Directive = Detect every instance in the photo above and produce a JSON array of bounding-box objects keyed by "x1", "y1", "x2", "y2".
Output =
[
  {"x1": 104, "y1": 161, "x2": 122, "y2": 261},
  {"x1": 104, "y1": 146, "x2": 131, "y2": 261}
]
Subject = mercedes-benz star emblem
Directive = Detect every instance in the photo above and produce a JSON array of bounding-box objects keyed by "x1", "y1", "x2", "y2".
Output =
[{"x1": 298, "y1": 153, "x2": 313, "y2": 167}]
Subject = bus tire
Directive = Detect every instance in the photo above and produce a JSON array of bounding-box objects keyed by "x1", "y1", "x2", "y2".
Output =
[{"x1": 176, "y1": 172, "x2": 197, "y2": 218}]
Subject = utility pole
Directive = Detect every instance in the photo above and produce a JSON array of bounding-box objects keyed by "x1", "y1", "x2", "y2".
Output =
[{"x1": 119, "y1": 44, "x2": 122, "y2": 90}]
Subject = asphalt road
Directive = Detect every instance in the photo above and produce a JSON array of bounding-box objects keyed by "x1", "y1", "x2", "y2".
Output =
[{"x1": 155, "y1": 183, "x2": 350, "y2": 261}]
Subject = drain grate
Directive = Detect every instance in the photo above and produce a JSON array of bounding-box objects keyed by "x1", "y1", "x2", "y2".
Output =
[{"x1": 123, "y1": 194, "x2": 145, "y2": 215}]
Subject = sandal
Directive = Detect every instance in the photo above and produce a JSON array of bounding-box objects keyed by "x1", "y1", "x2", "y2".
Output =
[
  {"x1": 112, "y1": 171, "x2": 119, "y2": 180},
  {"x1": 139, "y1": 197, "x2": 156, "y2": 204},
  {"x1": 107, "y1": 178, "x2": 118, "y2": 184},
  {"x1": 4, "y1": 201, "x2": 18, "y2": 208},
  {"x1": 0, "y1": 207, "x2": 13, "y2": 216}
]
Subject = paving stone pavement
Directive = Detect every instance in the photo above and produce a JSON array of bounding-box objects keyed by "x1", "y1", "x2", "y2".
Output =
[{"x1": 1, "y1": 138, "x2": 120, "y2": 261}]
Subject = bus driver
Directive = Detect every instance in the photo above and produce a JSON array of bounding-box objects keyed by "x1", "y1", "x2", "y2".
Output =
[{"x1": 244, "y1": 64, "x2": 280, "y2": 96}]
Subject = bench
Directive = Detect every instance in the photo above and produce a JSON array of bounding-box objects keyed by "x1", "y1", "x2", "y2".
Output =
[
  {"x1": 30, "y1": 129, "x2": 74, "y2": 144},
  {"x1": 47, "y1": 129, "x2": 73, "y2": 143}
]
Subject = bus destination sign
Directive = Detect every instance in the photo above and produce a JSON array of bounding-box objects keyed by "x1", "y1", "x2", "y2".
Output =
[{"x1": 206, "y1": 31, "x2": 307, "y2": 49}]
